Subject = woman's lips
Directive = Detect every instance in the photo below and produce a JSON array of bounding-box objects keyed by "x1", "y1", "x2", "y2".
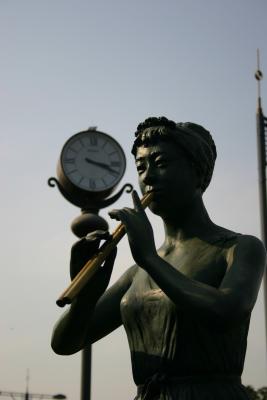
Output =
[{"x1": 146, "y1": 188, "x2": 164, "y2": 196}]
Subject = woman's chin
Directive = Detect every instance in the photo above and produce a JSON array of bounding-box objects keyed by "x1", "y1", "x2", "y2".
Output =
[{"x1": 148, "y1": 199, "x2": 167, "y2": 216}]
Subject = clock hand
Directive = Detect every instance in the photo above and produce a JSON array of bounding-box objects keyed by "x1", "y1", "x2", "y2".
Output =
[{"x1": 85, "y1": 157, "x2": 119, "y2": 175}]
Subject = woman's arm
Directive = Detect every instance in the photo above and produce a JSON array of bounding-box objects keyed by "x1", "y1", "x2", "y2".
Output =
[
  {"x1": 51, "y1": 263, "x2": 137, "y2": 355},
  {"x1": 109, "y1": 191, "x2": 266, "y2": 327},
  {"x1": 51, "y1": 232, "x2": 137, "y2": 355},
  {"x1": 142, "y1": 235, "x2": 265, "y2": 326}
]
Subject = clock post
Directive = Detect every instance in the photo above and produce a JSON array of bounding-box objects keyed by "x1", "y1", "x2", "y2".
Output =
[{"x1": 48, "y1": 127, "x2": 132, "y2": 400}]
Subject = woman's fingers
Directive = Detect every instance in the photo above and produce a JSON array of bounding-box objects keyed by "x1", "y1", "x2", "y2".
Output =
[
  {"x1": 108, "y1": 194, "x2": 155, "y2": 266},
  {"x1": 109, "y1": 208, "x2": 132, "y2": 222},
  {"x1": 132, "y1": 190, "x2": 144, "y2": 212},
  {"x1": 109, "y1": 190, "x2": 145, "y2": 222},
  {"x1": 108, "y1": 209, "x2": 120, "y2": 221},
  {"x1": 72, "y1": 230, "x2": 109, "y2": 255},
  {"x1": 70, "y1": 230, "x2": 111, "y2": 279},
  {"x1": 85, "y1": 230, "x2": 110, "y2": 242}
]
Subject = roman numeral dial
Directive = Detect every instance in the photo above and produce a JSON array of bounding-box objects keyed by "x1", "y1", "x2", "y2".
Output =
[{"x1": 60, "y1": 129, "x2": 126, "y2": 194}]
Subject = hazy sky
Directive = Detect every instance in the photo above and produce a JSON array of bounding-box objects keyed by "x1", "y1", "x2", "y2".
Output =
[{"x1": 0, "y1": 1, "x2": 267, "y2": 399}]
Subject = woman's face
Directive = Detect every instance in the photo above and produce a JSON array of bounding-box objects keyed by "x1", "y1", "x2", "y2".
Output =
[{"x1": 135, "y1": 140, "x2": 200, "y2": 217}]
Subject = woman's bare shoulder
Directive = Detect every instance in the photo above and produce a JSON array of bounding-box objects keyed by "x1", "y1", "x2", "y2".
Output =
[
  {"x1": 203, "y1": 224, "x2": 240, "y2": 247},
  {"x1": 204, "y1": 225, "x2": 266, "y2": 266},
  {"x1": 216, "y1": 229, "x2": 265, "y2": 252},
  {"x1": 235, "y1": 234, "x2": 266, "y2": 256},
  {"x1": 114, "y1": 263, "x2": 139, "y2": 288}
]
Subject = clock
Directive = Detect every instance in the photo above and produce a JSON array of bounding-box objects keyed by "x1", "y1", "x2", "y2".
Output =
[{"x1": 57, "y1": 128, "x2": 126, "y2": 203}]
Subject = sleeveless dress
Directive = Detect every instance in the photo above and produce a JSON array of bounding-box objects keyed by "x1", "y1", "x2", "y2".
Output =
[{"x1": 120, "y1": 237, "x2": 250, "y2": 400}]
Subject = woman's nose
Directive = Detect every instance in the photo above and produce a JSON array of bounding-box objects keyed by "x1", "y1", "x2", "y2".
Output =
[{"x1": 142, "y1": 165, "x2": 157, "y2": 185}]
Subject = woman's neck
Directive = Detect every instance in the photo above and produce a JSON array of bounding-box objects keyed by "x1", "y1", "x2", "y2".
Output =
[{"x1": 162, "y1": 195, "x2": 215, "y2": 248}]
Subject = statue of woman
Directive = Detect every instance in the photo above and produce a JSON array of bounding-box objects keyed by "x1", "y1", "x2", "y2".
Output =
[{"x1": 51, "y1": 117, "x2": 266, "y2": 399}]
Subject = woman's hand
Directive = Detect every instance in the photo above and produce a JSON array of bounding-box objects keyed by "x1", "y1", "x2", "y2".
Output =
[
  {"x1": 109, "y1": 190, "x2": 157, "y2": 267},
  {"x1": 70, "y1": 230, "x2": 117, "y2": 301}
]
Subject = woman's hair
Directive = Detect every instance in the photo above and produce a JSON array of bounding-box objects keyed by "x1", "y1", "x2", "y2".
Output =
[{"x1": 131, "y1": 116, "x2": 217, "y2": 193}]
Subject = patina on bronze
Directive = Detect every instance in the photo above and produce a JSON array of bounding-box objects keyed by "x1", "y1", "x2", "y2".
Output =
[
  {"x1": 51, "y1": 117, "x2": 266, "y2": 400},
  {"x1": 56, "y1": 191, "x2": 153, "y2": 307}
]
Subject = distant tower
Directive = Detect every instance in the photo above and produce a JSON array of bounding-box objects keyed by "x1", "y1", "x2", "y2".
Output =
[
  {"x1": 0, "y1": 369, "x2": 66, "y2": 399},
  {"x1": 255, "y1": 49, "x2": 267, "y2": 345},
  {"x1": 25, "y1": 369, "x2": 30, "y2": 400}
]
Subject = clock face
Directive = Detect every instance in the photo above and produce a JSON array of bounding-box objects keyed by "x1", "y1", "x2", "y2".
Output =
[{"x1": 60, "y1": 130, "x2": 126, "y2": 192}]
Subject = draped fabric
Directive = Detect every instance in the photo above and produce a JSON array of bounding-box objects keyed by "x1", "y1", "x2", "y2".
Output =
[{"x1": 120, "y1": 246, "x2": 250, "y2": 400}]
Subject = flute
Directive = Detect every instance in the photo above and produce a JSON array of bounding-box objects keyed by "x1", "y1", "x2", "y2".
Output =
[{"x1": 56, "y1": 191, "x2": 153, "y2": 307}]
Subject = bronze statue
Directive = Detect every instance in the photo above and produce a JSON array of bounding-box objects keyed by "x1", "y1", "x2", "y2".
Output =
[{"x1": 51, "y1": 117, "x2": 266, "y2": 399}]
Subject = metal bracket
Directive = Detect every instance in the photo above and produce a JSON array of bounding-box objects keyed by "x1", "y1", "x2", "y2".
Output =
[{"x1": 48, "y1": 177, "x2": 133, "y2": 210}]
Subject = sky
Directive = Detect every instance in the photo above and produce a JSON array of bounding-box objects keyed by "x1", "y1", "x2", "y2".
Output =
[{"x1": 0, "y1": 0, "x2": 267, "y2": 399}]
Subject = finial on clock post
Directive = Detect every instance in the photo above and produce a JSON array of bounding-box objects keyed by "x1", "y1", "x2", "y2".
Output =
[{"x1": 255, "y1": 48, "x2": 263, "y2": 111}]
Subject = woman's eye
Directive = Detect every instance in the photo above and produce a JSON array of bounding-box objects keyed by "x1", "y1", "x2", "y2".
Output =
[{"x1": 155, "y1": 159, "x2": 167, "y2": 167}]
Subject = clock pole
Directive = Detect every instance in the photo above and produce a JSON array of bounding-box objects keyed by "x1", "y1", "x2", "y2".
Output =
[
  {"x1": 48, "y1": 127, "x2": 132, "y2": 400},
  {"x1": 71, "y1": 206, "x2": 108, "y2": 400}
]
